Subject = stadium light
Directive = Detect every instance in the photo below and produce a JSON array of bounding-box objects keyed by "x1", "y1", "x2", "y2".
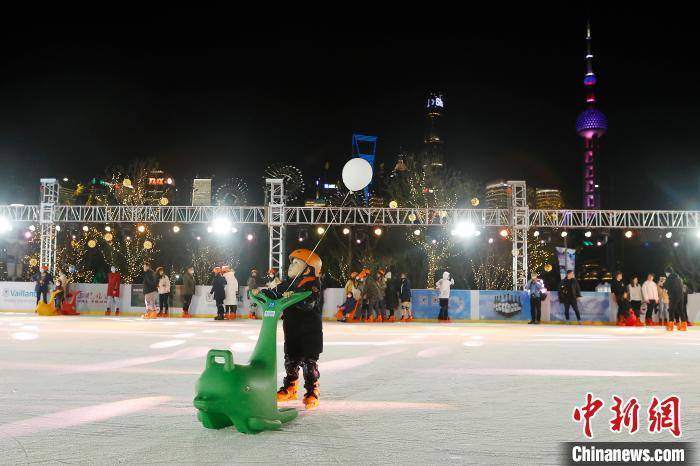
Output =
[
  {"x1": 212, "y1": 218, "x2": 231, "y2": 235},
  {"x1": 342, "y1": 227, "x2": 350, "y2": 235},
  {"x1": 316, "y1": 226, "x2": 325, "y2": 235},
  {"x1": 453, "y1": 222, "x2": 476, "y2": 238},
  {"x1": 0, "y1": 217, "x2": 12, "y2": 234},
  {"x1": 561, "y1": 231, "x2": 568, "y2": 238},
  {"x1": 533, "y1": 230, "x2": 540, "y2": 237},
  {"x1": 665, "y1": 231, "x2": 673, "y2": 239},
  {"x1": 172, "y1": 225, "x2": 180, "y2": 233},
  {"x1": 413, "y1": 229, "x2": 421, "y2": 236},
  {"x1": 624, "y1": 230, "x2": 633, "y2": 239},
  {"x1": 584, "y1": 231, "x2": 592, "y2": 238},
  {"x1": 374, "y1": 227, "x2": 382, "y2": 236},
  {"x1": 246, "y1": 233, "x2": 254, "y2": 241},
  {"x1": 499, "y1": 229, "x2": 508, "y2": 238},
  {"x1": 673, "y1": 241, "x2": 680, "y2": 248}
]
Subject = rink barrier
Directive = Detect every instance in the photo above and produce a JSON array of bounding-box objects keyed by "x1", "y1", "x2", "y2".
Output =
[{"x1": 1, "y1": 281, "x2": 699, "y2": 323}]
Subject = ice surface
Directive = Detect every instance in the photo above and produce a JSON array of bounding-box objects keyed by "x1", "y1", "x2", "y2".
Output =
[{"x1": 0, "y1": 314, "x2": 698, "y2": 465}]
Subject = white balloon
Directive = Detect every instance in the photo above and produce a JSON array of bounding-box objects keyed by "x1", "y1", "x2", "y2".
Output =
[{"x1": 342, "y1": 158, "x2": 373, "y2": 192}]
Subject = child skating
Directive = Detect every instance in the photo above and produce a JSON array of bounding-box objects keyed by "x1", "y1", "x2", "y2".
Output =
[{"x1": 258, "y1": 248, "x2": 323, "y2": 410}]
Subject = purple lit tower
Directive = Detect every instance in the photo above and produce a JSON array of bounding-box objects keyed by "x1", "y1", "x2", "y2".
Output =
[{"x1": 575, "y1": 22, "x2": 608, "y2": 209}]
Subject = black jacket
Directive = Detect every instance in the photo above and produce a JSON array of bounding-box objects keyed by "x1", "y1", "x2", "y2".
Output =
[
  {"x1": 267, "y1": 274, "x2": 323, "y2": 359},
  {"x1": 665, "y1": 273, "x2": 684, "y2": 306},
  {"x1": 399, "y1": 278, "x2": 412, "y2": 302},
  {"x1": 558, "y1": 277, "x2": 581, "y2": 304},
  {"x1": 209, "y1": 275, "x2": 227, "y2": 301},
  {"x1": 385, "y1": 276, "x2": 400, "y2": 307},
  {"x1": 143, "y1": 270, "x2": 158, "y2": 294},
  {"x1": 611, "y1": 279, "x2": 626, "y2": 300}
]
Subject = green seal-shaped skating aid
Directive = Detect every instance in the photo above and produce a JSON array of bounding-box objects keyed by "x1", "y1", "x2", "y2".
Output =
[{"x1": 193, "y1": 290, "x2": 311, "y2": 434}]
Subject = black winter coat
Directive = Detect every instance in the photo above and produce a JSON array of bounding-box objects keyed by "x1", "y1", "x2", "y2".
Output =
[
  {"x1": 558, "y1": 278, "x2": 581, "y2": 304},
  {"x1": 209, "y1": 275, "x2": 227, "y2": 302},
  {"x1": 665, "y1": 273, "x2": 684, "y2": 306},
  {"x1": 399, "y1": 278, "x2": 412, "y2": 302},
  {"x1": 268, "y1": 274, "x2": 323, "y2": 359},
  {"x1": 143, "y1": 270, "x2": 158, "y2": 294},
  {"x1": 611, "y1": 279, "x2": 626, "y2": 300},
  {"x1": 386, "y1": 276, "x2": 400, "y2": 308}
]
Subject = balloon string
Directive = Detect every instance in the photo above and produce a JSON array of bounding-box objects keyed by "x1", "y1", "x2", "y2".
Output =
[{"x1": 284, "y1": 190, "x2": 352, "y2": 291}]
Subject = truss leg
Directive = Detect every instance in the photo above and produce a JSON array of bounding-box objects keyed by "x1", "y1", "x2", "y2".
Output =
[
  {"x1": 508, "y1": 181, "x2": 528, "y2": 290},
  {"x1": 39, "y1": 178, "x2": 59, "y2": 275},
  {"x1": 266, "y1": 178, "x2": 285, "y2": 277}
]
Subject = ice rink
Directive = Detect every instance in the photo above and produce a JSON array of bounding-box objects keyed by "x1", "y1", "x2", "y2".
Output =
[{"x1": 1, "y1": 313, "x2": 698, "y2": 465}]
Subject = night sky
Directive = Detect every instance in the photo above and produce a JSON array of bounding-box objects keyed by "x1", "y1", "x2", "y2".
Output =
[{"x1": 1, "y1": 16, "x2": 699, "y2": 209}]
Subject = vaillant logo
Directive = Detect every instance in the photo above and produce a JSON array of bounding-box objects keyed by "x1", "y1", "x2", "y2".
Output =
[{"x1": 2, "y1": 289, "x2": 36, "y2": 298}]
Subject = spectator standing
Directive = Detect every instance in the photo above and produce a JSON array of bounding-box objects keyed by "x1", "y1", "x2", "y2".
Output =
[
  {"x1": 210, "y1": 267, "x2": 227, "y2": 321},
  {"x1": 182, "y1": 266, "x2": 196, "y2": 318},
  {"x1": 558, "y1": 270, "x2": 582, "y2": 323},
  {"x1": 106, "y1": 266, "x2": 121, "y2": 316},
  {"x1": 222, "y1": 265, "x2": 238, "y2": 319},
  {"x1": 664, "y1": 267, "x2": 687, "y2": 331},
  {"x1": 641, "y1": 273, "x2": 658, "y2": 326},
  {"x1": 385, "y1": 271, "x2": 400, "y2": 322},
  {"x1": 627, "y1": 276, "x2": 643, "y2": 320},
  {"x1": 247, "y1": 268, "x2": 260, "y2": 319},
  {"x1": 399, "y1": 272, "x2": 413, "y2": 321},
  {"x1": 435, "y1": 271, "x2": 454, "y2": 321},
  {"x1": 142, "y1": 262, "x2": 158, "y2": 319},
  {"x1": 657, "y1": 276, "x2": 669, "y2": 326},
  {"x1": 525, "y1": 271, "x2": 544, "y2": 324},
  {"x1": 156, "y1": 267, "x2": 171, "y2": 317}
]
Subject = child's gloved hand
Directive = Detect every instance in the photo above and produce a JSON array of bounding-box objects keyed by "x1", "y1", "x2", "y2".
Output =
[{"x1": 282, "y1": 291, "x2": 293, "y2": 298}]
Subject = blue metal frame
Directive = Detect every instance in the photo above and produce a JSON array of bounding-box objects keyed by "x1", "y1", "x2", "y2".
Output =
[{"x1": 351, "y1": 134, "x2": 378, "y2": 205}]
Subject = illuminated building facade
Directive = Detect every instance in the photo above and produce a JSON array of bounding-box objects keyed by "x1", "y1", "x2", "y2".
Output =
[
  {"x1": 535, "y1": 189, "x2": 564, "y2": 210},
  {"x1": 575, "y1": 22, "x2": 608, "y2": 209},
  {"x1": 485, "y1": 182, "x2": 510, "y2": 209}
]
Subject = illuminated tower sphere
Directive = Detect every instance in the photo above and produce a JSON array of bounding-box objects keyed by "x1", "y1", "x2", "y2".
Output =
[
  {"x1": 423, "y1": 92, "x2": 445, "y2": 169},
  {"x1": 576, "y1": 22, "x2": 607, "y2": 209}
]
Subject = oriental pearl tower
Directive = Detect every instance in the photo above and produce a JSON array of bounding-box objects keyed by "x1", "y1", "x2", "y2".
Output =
[{"x1": 575, "y1": 22, "x2": 608, "y2": 209}]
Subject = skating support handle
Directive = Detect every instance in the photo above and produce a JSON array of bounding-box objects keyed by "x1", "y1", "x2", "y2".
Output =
[{"x1": 206, "y1": 350, "x2": 233, "y2": 371}]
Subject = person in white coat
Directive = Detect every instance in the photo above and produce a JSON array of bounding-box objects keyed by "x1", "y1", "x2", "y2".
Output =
[
  {"x1": 221, "y1": 265, "x2": 238, "y2": 320},
  {"x1": 641, "y1": 273, "x2": 659, "y2": 326},
  {"x1": 156, "y1": 267, "x2": 171, "y2": 317},
  {"x1": 435, "y1": 271, "x2": 455, "y2": 321}
]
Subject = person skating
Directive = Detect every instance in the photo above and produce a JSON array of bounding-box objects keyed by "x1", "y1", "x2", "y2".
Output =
[
  {"x1": 385, "y1": 270, "x2": 400, "y2": 322},
  {"x1": 611, "y1": 271, "x2": 626, "y2": 320},
  {"x1": 259, "y1": 248, "x2": 323, "y2": 410},
  {"x1": 627, "y1": 276, "x2": 643, "y2": 322},
  {"x1": 142, "y1": 262, "x2": 159, "y2": 319},
  {"x1": 362, "y1": 272, "x2": 382, "y2": 322},
  {"x1": 222, "y1": 265, "x2": 238, "y2": 320},
  {"x1": 265, "y1": 268, "x2": 281, "y2": 289},
  {"x1": 657, "y1": 276, "x2": 670, "y2": 326},
  {"x1": 33, "y1": 266, "x2": 52, "y2": 306},
  {"x1": 247, "y1": 268, "x2": 260, "y2": 319},
  {"x1": 558, "y1": 270, "x2": 582, "y2": 324},
  {"x1": 375, "y1": 270, "x2": 387, "y2": 322},
  {"x1": 156, "y1": 267, "x2": 171, "y2": 317},
  {"x1": 182, "y1": 266, "x2": 196, "y2": 318},
  {"x1": 525, "y1": 271, "x2": 544, "y2": 324},
  {"x1": 106, "y1": 266, "x2": 121, "y2": 316},
  {"x1": 616, "y1": 291, "x2": 635, "y2": 326},
  {"x1": 435, "y1": 271, "x2": 454, "y2": 321},
  {"x1": 399, "y1": 272, "x2": 413, "y2": 321},
  {"x1": 210, "y1": 267, "x2": 227, "y2": 321},
  {"x1": 641, "y1": 273, "x2": 659, "y2": 326},
  {"x1": 664, "y1": 267, "x2": 686, "y2": 331}
]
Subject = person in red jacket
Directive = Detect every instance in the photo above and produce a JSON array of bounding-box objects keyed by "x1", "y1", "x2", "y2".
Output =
[{"x1": 106, "y1": 266, "x2": 121, "y2": 316}]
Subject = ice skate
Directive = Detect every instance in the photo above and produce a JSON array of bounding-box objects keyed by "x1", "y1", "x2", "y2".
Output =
[
  {"x1": 375, "y1": 315, "x2": 383, "y2": 323},
  {"x1": 303, "y1": 384, "x2": 319, "y2": 410},
  {"x1": 248, "y1": 313, "x2": 256, "y2": 320},
  {"x1": 214, "y1": 314, "x2": 224, "y2": 321},
  {"x1": 407, "y1": 315, "x2": 414, "y2": 322},
  {"x1": 388, "y1": 315, "x2": 395, "y2": 322},
  {"x1": 114, "y1": 310, "x2": 120, "y2": 316},
  {"x1": 277, "y1": 380, "x2": 299, "y2": 402},
  {"x1": 666, "y1": 321, "x2": 674, "y2": 331},
  {"x1": 157, "y1": 311, "x2": 163, "y2": 317},
  {"x1": 182, "y1": 311, "x2": 191, "y2": 318},
  {"x1": 105, "y1": 310, "x2": 111, "y2": 316},
  {"x1": 679, "y1": 322, "x2": 688, "y2": 331}
]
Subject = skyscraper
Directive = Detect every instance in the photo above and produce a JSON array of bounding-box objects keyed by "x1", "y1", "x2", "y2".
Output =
[
  {"x1": 423, "y1": 92, "x2": 445, "y2": 168},
  {"x1": 575, "y1": 22, "x2": 608, "y2": 209}
]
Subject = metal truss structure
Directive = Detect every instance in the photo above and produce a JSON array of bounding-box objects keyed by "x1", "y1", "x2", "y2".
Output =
[{"x1": 4, "y1": 180, "x2": 700, "y2": 288}]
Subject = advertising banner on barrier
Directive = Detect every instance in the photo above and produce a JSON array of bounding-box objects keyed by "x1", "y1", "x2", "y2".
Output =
[
  {"x1": 549, "y1": 291, "x2": 611, "y2": 322},
  {"x1": 410, "y1": 289, "x2": 471, "y2": 320},
  {"x1": 0, "y1": 281, "x2": 37, "y2": 310},
  {"x1": 478, "y1": 290, "x2": 530, "y2": 320}
]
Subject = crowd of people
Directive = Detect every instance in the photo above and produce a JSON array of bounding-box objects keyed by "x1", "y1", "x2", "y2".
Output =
[{"x1": 523, "y1": 266, "x2": 691, "y2": 331}]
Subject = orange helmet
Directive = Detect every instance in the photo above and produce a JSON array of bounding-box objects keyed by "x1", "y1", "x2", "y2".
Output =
[
  {"x1": 268, "y1": 268, "x2": 277, "y2": 275},
  {"x1": 41, "y1": 265, "x2": 49, "y2": 271},
  {"x1": 289, "y1": 248, "x2": 322, "y2": 276},
  {"x1": 212, "y1": 266, "x2": 221, "y2": 273}
]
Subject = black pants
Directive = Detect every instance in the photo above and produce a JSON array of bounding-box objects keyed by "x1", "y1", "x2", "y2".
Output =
[
  {"x1": 159, "y1": 292, "x2": 170, "y2": 312},
  {"x1": 438, "y1": 298, "x2": 449, "y2": 320},
  {"x1": 669, "y1": 300, "x2": 686, "y2": 323},
  {"x1": 36, "y1": 291, "x2": 48, "y2": 304},
  {"x1": 183, "y1": 294, "x2": 193, "y2": 312},
  {"x1": 530, "y1": 296, "x2": 542, "y2": 322},
  {"x1": 563, "y1": 300, "x2": 580, "y2": 321},
  {"x1": 630, "y1": 300, "x2": 641, "y2": 318},
  {"x1": 283, "y1": 355, "x2": 319, "y2": 393},
  {"x1": 215, "y1": 299, "x2": 225, "y2": 316},
  {"x1": 645, "y1": 300, "x2": 656, "y2": 320},
  {"x1": 225, "y1": 304, "x2": 237, "y2": 314}
]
